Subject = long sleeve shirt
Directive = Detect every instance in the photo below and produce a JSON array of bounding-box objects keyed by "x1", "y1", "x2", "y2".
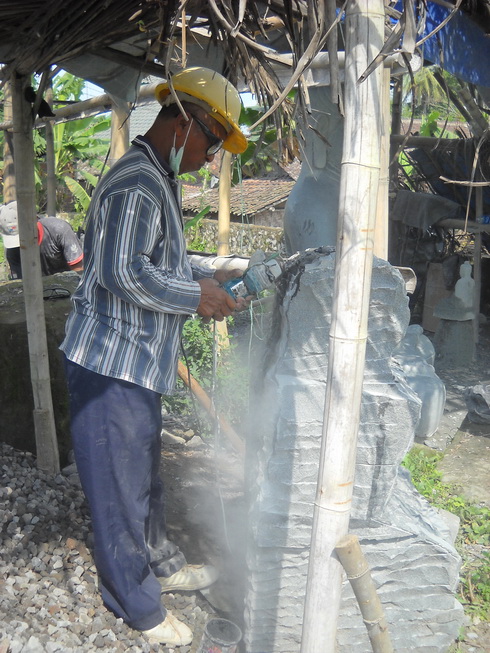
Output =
[{"x1": 60, "y1": 136, "x2": 214, "y2": 394}]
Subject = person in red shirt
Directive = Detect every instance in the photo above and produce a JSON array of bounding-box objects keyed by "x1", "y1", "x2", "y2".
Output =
[{"x1": 0, "y1": 201, "x2": 83, "y2": 279}]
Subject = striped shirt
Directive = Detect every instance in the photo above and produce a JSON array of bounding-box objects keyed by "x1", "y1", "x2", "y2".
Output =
[{"x1": 60, "y1": 136, "x2": 214, "y2": 394}]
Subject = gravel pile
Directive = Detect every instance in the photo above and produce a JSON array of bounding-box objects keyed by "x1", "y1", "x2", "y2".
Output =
[{"x1": 0, "y1": 443, "x2": 215, "y2": 653}]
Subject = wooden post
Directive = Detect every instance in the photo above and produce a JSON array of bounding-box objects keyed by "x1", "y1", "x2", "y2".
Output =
[
  {"x1": 388, "y1": 78, "x2": 402, "y2": 263},
  {"x1": 109, "y1": 95, "x2": 130, "y2": 167},
  {"x1": 473, "y1": 184, "x2": 483, "y2": 345},
  {"x1": 218, "y1": 150, "x2": 232, "y2": 256},
  {"x1": 216, "y1": 150, "x2": 233, "y2": 346},
  {"x1": 389, "y1": 79, "x2": 402, "y2": 185},
  {"x1": 2, "y1": 82, "x2": 15, "y2": 279},
  {"x1": 3, "y1": 83, "x2": 16, "y2": 203},
  {"x1": 300, "y1": 2, "x2": 384, "y2": 651},
  {"x1": 11, "y1": 73, "x2": 60, "y2": 474},
  {"x1": 374, "y1": 66, "x2": 390, "y2": 259},
  {"x1": 45, "y1": 86, "x2": 57, "y2": 216}
]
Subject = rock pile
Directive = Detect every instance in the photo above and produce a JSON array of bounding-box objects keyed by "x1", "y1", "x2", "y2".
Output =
[{"x1": 0, "y1": 443, "x2": 213, "y2": 653}]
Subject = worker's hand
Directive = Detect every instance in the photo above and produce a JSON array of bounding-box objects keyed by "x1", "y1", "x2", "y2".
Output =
[
  {"x1": 213, "y1": 268, "x2": 253, "y2": 312},
  {"x1": 197, "y1": 277, "x2": 236, "y2": 322},
  {"x1": 234, "y1": 295, "x2": 252, "y2": 312},
  {"x1": 213, "y1": 268, "x2": 244, "y2": 284}
]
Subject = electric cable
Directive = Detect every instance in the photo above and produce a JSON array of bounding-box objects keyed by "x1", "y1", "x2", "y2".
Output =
[
  {"x1": 210, "y1": 320, "x2": 233, "y2": 554},
  {"x1": 179, "y1": 333, "x2": 206, "y2": 435}
]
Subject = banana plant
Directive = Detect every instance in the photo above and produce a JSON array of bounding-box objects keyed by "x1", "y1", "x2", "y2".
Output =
[
  {"x1": 235, "y1": 97, "x2": 298, "y2": 182},
  {"x1": 31, "y1": 71, "x2": 110, "y2": 212},
  {"x1": 37, "y1": 115, "x2": 110, "y2": 212}
]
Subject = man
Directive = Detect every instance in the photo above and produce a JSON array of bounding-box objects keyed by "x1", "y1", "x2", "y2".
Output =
[
  {"x1": 60, "y1": 67, "x2": 248, "y2": 647},
  {"x1": 0, "y1": 201, "x2": 84, "y2": 279}
]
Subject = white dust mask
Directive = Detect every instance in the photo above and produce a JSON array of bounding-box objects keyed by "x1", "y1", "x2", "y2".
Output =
[{"x1": 168, "y1": 118, "x2": 193, "y2": 175}]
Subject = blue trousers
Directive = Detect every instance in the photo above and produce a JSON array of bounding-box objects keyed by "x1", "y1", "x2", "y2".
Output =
[{"x1": 64, "y1": 357, "x2": 186, "y2": 630}]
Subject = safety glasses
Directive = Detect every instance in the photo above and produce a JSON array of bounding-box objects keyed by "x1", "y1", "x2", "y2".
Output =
[{"x1": 190, "y1": 114, "x2": 224, "y2": 156}]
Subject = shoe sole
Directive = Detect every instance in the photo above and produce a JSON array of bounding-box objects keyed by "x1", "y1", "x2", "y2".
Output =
[
  {"x1": 159, "y1": 573, "x2": 219, "y2": 592},
  {"x1": 159, "y1": 580, "x2": 212, "y2": 592}
]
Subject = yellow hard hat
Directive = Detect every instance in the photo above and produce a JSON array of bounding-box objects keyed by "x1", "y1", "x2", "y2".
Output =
[{"x1": 155, "y1": 67, "x2": 248, "y2": 154}]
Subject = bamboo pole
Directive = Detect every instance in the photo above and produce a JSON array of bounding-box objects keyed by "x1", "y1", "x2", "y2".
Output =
[
  {"x1": 473, "y1": 183, "x2": 483, "y2": 345},
  {"x1": 335, "y1": 534, "x2": 394, "y2": 653},
  {"x1": 177, "y1": 360, "x2": 245, "y2": 456},
  {"x1": 300, "y1": 2, "x2": 384, "y2": 651},
  {"x1": 109, "y1": 95, "x2": 130, "y2": 167},
  {"x1": 11, "y1": 73, "x2": 60, "y2": 474},
  {"x1": 374, "y1": 66, "x2": 390, "y2": 259},
  {"x1": 0, "y1": 83, "x2": 160, "y2": 132},
  {"x1": 3, "y1": 83, "x2": 15, "y2": 203},
  {"x1": 45, "y1": 87, "x2": 56, "y2": 216},
  {"x1": 218, "y1": 151, "x2": 232, "y2": 256},
  {"x1": 2, "y1": 82, "x2": 15, "y2": 280},
  {"x1": 215, "y1": 150, "x2": 233, "y2": 346}
]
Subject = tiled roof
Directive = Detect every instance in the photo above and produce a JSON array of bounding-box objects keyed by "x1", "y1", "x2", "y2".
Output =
[
  {"x1": 129, "y1": 102, "x2": 160, "y2": 141},
  {"x1": 182, "y1": 179, "x2": 295, "y2": 216}
]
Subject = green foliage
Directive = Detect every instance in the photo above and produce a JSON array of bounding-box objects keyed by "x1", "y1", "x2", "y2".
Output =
[
  {"x1": 184, "y1": 209, "x2": 217, "y2": 251},
  {"x1": 402, "y1": 446, "x2": 490, "y2": 619},
  {"x1": 419, "y1": 110, "x2": 441, "y2": 137},
  {"x1": 458, "y1": 550, "x2": 490, "y2": 621},
  {"x1": 183, "y1": 206, "x2": 211, "y2": 233},
  {"x1": 237, "y1": 99, "x2": 297, "y2": 180},
  {"x1": 0, "y1": 243, "x2": 6, "y2": 281},
  {"x1": 185, "y1": 226, "x2": 213, "y2": 252},
  {"x1": 163, "y1": 317, "x2": 248, "y2": 437},
  {"x1": 64, "y1": 176, "x2": 91, "y2": 213},
  {"x1": 36, "y1": 114, "x2": 110, "y2": 212},
  {"x1": 181, "y1": 166, "x2": 212, "y2": 186},
  {"x1": 397, "y1": 110, "x2": 458, "y2": 189},
  {"x1": 52, "y1": 71, "x2": 85, "y2": 101},
  {"x1": 181, "y1": 317, "x2": 215, "y2": 381},
  {"x1": 63, "y1": 161, "x2": 106, "y2": 213},
  {"x1": 23, "y1": 71, "x2": 111, "y2": 213},
  {"x1": 402, "y1": 66, "x2": 466, "y2": 122}
]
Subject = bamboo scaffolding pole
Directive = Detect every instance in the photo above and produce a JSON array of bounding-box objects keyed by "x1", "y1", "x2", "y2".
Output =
[
  {"x1": 215, "y1": 150, "x2": 233, "y2": 346},
  {"x1": 217, "y1": 151, "x2": 232, "y2": 257},
  {"x1": 2, "y1": 82, "x2": 15, "y2": 280},
  {"x1": 11, "y1": 73, "x2": 60, "y2": 474},
  {"x1": 109, "y1": 95, "x2": 130, "y2": 167},
  {"x1": 3, "y1": 83, "x2": 15, "y2": 204},
  {"x1": 45, "y1": 87, "x2": 56, "y2": 216},
  {"x1": 374, "y1": 66, "x2": 390, "y2": 259},
  {"x1": 335, "y1": 534, "x2": 394, "y2": 653},
  {"x1": 0, "y1": 83, "x2": 160, "y2": 132},
  {"x1": 300, "y1": 2, "x2": 384, "y2": 651},
  {"x1": 473, "y1": 183, "x2": 483, "y2": 345},
  {"x1": 177, "y1": 360, "x2": 245, "y2": 457}
]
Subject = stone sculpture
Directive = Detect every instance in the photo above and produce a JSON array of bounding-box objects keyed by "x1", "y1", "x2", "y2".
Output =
[{"x1": 244, "y1": 250, "x2": 462, "y2": 652}]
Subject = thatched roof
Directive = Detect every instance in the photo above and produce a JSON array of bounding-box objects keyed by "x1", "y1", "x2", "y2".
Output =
[
  {"x1": 0, "y1": 2, "x2": 487, "y2": 106},
  {"x1": 1, "y1": 2, "x2": 490, "y2": 154},
  {"x1": 0, "y1": 0, "x2": 488, "y2": 124},
  {"x1": 0, "y1": 1, "x2": 340, "y2": 106}
]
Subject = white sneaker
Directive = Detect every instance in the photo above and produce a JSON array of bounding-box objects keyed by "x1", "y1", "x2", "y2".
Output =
[
  {"x1": 142, "y1": 612, "x2": 192, "y2": 646},
  {"x1": 158, "y1": 563, "x2": 219, "y2": 592}
]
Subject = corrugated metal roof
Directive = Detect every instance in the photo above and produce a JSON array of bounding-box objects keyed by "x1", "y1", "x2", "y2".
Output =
[{"x1": 182, "y1": 179, "x2": 294, "y2": 216}]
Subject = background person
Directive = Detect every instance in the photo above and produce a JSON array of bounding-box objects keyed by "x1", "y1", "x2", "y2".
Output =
[
  {"x1": 0, "y1": 200, "x2": 84, "y2": 279},
  {"x1": 60, "y1": 67, "x2": 248, "y2": 647}
]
